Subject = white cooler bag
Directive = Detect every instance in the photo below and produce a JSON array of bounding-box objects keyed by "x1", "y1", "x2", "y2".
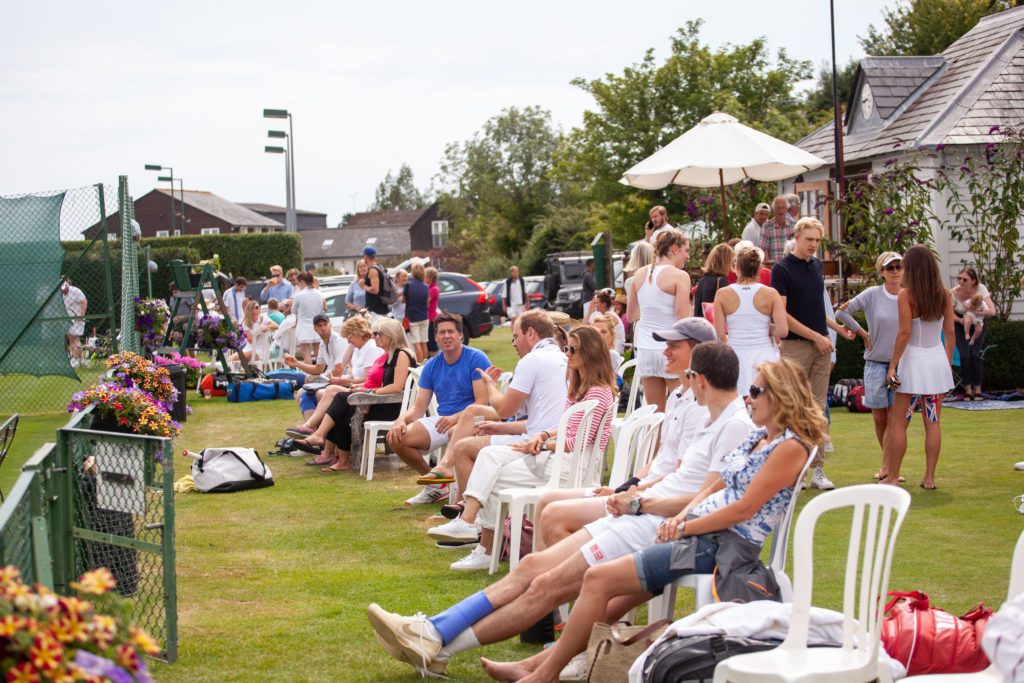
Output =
[{"x1": 186, "y1": 448, "x2": 274, "y2": 493}]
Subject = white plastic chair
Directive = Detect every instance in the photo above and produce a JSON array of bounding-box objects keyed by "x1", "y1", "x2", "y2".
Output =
[
  {"x1": 604, "y1": 407, "x2": 660, "y2": 487},
  {"x1": 249, "y1": 330, "x2": 274, "y2": 372},
  {"x1": 712, "y1": 484, "x2": 912, "y2": 683},
  {"x1": 361, "y1": 367, "x2": 422, "y2": 481},
  {"x1": 649, "y1": 446, "x2": 817, "y2": 622},
  {"x1": 610, "y1": 358, "x2": 644, "y2": 450},
  {"x1": 488, "y1": 399, "x2": 600, "y2": 574},
  {"x1": 497, "y1": 371, "x2": 514, "y2": 393},
  {"x1": 900, "y1": 528, "x2": 1024, "y2": 683}
]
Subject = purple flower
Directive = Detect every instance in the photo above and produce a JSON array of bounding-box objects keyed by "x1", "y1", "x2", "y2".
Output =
[
  {"x1": 935, "y1": 144, "x2": 946, "y2": 152},
  {"x1": 883, "y1": 208, "x2": 895, "y2": 215},
  {"x1": 989, "y1": 125, "x2": 1001, "y2": 135},
  {"x1": 960, "y1": 165, "x2": 971, "y2": 172},
  {"x1": 884, "y1": 158, "x2": 898, "y2": 167}
]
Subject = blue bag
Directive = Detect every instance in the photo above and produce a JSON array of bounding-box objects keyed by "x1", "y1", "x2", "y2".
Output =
[
  {"x1": 264, "y1": 369, "x2": 306, "y2": 389},
  {"x1": 227, "y1": 379, "x2": 295, "y2": 403}
]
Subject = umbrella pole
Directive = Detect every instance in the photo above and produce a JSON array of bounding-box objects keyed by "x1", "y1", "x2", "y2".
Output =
[{"x1": 718, "y1": 169, "x2": 729, "y2": 239}]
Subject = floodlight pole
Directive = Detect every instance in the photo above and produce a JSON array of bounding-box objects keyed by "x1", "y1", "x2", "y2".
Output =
[
  {"x1": 264, "y1": 109, "x2": 297, "y2": 232},
  {"x1": 146, "y1": 164, "x2": 176, "y2": 234}
]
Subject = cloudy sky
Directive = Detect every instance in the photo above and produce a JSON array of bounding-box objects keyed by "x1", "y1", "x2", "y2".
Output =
[{"x1": 2, "y1": 0, "x2": 893, "y2": 227}]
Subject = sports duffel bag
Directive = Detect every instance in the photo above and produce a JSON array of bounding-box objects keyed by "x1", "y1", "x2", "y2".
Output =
[
  {"x1": 185, "y1": 448, "x2": 274, "y2": 493},
  {"x1": 641, "y1": 635, "x2": 784, "y2": 682},
  {"x1": 227, "y1": 378, "x2": 295, "y2": 402},
  {"x1": 264, "y1": 369, "x2": 306, "y2": 389}
]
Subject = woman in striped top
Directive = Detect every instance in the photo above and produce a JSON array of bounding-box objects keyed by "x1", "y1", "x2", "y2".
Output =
[{"x1": 431, "y1": 325, "x2": 618, "y2": 572}]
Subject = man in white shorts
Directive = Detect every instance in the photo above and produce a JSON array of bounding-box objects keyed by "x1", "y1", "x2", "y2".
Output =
[
  {"x1": 535, "y1": 317, "x2": 715, "y2": 551},
  {"x1": 388, "y1": 312, "x2": 491, "y2": 506},
  {"x1": 61, "y1": 278, "x2": 88, "y2": 367},
  {"x1": 368, "y1": 340, "x2": 754, "y2": 677},
  {"x1": 426, "y1": 309, "x2": 567, "y2": 570}
]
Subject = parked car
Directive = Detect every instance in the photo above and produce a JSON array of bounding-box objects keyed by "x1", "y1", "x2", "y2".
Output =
[
  {"x1": 323, "y1": 286, "x2": 353, "y2": 329},
  {"x1": 484, "y1": 280, "x2": 504, "y2": 319},
  {"x1": 437, "y1": 273, "x2": 493, "y2": 338}
]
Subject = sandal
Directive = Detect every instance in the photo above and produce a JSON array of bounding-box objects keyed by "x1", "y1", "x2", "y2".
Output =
[
  {"x1": 416, "y1": 470, "x2": 455, "y2": 486},
  {"x1": 291, "y1": 439, "x2": 323, "y2": 455},
  {"x1": 440, "y1": 502, "x2": 465, "y2": 520},
  {"x1": 321, "y1": 463, "x2": 351, "y2": 474}
]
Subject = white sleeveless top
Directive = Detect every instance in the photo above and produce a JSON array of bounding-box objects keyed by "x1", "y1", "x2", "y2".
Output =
[
  {"x1": 725, "y1": 283, "x2": 771, "y2": 349},
  {"x1": 635, "y1": 264, "x2": 678, "y2": 350}
]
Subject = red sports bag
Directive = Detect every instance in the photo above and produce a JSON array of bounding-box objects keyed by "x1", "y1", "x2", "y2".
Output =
[{"x1": 881, "y1": 590, "x2": 992, "y2": 675}]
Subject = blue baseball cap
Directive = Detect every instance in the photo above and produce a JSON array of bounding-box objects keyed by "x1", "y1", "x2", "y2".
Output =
[{"x1": 363, "y1": 246, "x2": 377, "y2": 256}]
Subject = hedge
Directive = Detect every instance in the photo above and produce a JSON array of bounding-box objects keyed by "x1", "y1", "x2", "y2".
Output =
[{"x1": 63, "y1": 233, "x2": 303, "y2": 285}]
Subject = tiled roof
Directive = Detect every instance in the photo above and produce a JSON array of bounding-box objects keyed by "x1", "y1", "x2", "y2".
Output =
[
  {"x1": 798, "y1": 5, "x2": 1024, "y2": 163},
  {"x1": 156, "y1": 189, "x2": 283, "y2": 228},
  {"x1": 343, "y1": 208, "x2": 428, "y2": 229},
  {"x1": 300, "y1": 227, "x2": 410, "y2": 260},
  {"x1": 853, "y1": 57, "x2": 946, "y2": 120},
  {"x1": 238, "y1": 202, "x2": 326, "y2": 217}
]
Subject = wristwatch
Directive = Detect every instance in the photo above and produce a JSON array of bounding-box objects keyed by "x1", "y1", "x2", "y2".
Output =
[{"x1": 628, "y1": 495, "x2": 643, "y2": 516}]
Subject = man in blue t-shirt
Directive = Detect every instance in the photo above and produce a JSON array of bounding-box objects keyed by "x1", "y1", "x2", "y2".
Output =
[{"x1": 388, "y1": 312, "x2": 490, "y2": 505}]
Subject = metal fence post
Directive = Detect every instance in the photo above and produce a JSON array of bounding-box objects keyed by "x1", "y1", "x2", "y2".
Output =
[
  {"x1": 98, "y1": 183, "x2": 117, "y2": 341},
  {"x1": 160, "y1": 438, "x2": 177, "y2": 662}
]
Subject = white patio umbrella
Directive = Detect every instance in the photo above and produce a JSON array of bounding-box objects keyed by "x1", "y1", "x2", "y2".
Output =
[{"x1": 620, "y1": 112, "x2": 827, "y2": 235}]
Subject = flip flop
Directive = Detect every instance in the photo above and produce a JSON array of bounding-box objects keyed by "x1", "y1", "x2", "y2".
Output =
[
  {"x1": 920, "y1": 482, "x2": 938, "y2": 490},
  {"x1": 321, "y1": 464, "x2": 351, "y2": 474},
  {"x1": 873, "y1": 473, "x2": 905, "y2": 482},
  {"x1": 416, "y1": 470, "x2": 455, "y2": 486},
  {"x1": 291, "y1": 439, "x2": 323, "y2": 455}
]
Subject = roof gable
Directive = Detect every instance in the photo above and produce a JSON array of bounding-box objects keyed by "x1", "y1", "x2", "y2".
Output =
[
  {"x1": 154, "y1": 189, "x2": 282, "y2": 228},
  {"x1": 798, "y1": 5, "x2": 1024, "y2": 164},
  {"x1": 344, "y1": 206, "x2": 431, "y2": 229}
]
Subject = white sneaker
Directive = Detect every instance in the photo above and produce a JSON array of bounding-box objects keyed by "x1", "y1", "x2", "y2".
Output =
[
  {"x1": 450, "y1": 545, "x2": 491, "y2": 572},
  {"x1": 559, "y1": 652, "x2": 588, "y2": 681},
  {"x1": 809, "y1": 467, "x2": 836, "y2": 490},
  {"x1": 427, "y1": 516, "x2": 479, "y2": 542},
  {"x1": 404, "y1": 484, "x2": 449, "y2": 506},
  {"x1": 1014, "y1": 461, "x2": 1024, "y2": 471},
  {"x1": 366, "y1": 604, "x2": 447, "y2": 677},
  {"x1": 824, "y1": 440, "x2": 834, "y2": 453}
]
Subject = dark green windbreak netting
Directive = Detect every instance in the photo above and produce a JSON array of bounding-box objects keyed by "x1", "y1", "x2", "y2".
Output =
[{"x1": 0, "y1": 192, "x2": 77, "y2": 378}]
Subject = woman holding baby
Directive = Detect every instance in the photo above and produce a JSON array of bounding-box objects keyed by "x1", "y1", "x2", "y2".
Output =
[{"x1": 951, "y1": 267, "x2": 996, "y2": 400}]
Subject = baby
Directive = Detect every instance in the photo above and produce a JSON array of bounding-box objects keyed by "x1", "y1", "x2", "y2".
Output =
[{"x1": 963, "y1": 293, "x2": 987, "y2": 345}]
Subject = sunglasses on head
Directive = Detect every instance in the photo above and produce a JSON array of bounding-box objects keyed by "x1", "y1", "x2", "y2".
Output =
[
  {"x1": 371, "y1": 331, "x2": 381, "y2": 337},
  {"x1": 748, "y1": 384, "x2": 767, "y2": 399},
  {"x1": 684, "y1": 368, "x2": 700, "y2": 379}
]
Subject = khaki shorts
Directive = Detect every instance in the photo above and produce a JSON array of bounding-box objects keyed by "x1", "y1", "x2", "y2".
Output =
[{"x1": 408, "y1": 319, "x2": 429, "y2": 344}]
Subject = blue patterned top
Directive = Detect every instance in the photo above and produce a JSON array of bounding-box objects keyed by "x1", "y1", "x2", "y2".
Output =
[{"x1": 690, "y1": 427, "x2": 803, "y2": 546}]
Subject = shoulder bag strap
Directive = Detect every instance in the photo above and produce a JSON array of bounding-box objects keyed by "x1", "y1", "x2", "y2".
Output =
[{"x1": 219, "y1": 449, "x2": 268, "y2": 481}]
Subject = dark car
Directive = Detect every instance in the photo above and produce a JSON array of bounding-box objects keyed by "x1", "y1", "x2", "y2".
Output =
[
  {"x1": 486, "y1": 276, "x2": 548, "y2": 319},
  {"x1": 484, "y1": 280, "x2": 504, "y2": 319},
  {"x1": 437, "y1": 273, "x2": 493, "y2": 338}
]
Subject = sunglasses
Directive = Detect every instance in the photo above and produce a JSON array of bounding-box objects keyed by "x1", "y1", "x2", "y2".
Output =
[
  {"x1": 748, "y1": 384, "x2": 767, "y2": 399},
  {"x1": 371, "y1": 331, "x2": 381, "y2": 337},
  {"x1": 684, "y1": 368, "x2": 699, "y2": 379},
  {"x1": 882, "y1": 263, "x2": 902, "y2": 271},
  {"x1": 957, "y1": 277, "x2": 971, "y2": 283},
  {"x1": 566, "y1": 345, "x2": 579, "y2": 356}
]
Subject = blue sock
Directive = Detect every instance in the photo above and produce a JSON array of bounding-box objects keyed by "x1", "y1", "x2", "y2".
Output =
[{"x1": 428, "y1": 591, "x2": 494, "y2": 645}]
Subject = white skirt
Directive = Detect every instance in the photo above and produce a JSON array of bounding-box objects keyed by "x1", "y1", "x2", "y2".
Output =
[
  {"x1": 897, "y1": 344, "x2": 954, "y2": 396},
  {"x1": 734, "y1": 343, "x2": 780, "y2": 397},
  {"x1": 636, "y1": 348, "x2": 674, "y2": 380},
  {"x1": 295, "y1": 321, "x2": 318, "y2": 344}
]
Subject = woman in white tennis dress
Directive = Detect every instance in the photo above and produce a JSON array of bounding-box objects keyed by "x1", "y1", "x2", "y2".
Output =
[{"x1": 883, "y1": 245, "x2": 954, "y2": 490}]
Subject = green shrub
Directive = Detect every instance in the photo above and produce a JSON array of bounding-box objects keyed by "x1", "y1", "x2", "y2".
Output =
[
  {"x1": 830, "y1": 311, "x2": 867, "y2": 383},
  {"x1": 981, "y1": 320, "x2": 1024, "y2": 390},
  {"x1": 63, "y1": 233, "x2": 303, "y2": 284}
]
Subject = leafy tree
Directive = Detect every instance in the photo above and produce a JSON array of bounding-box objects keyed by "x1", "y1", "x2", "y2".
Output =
[
  {"x1": 803, "y1": 59, "x2": 859, "y2": 127},
  {"x1": 935, "y1": 125, "x2": 1024, "y2": 320},
  {"x1": 371, "y1": 164, "x2": 426, "y2": 211},
  {"x1": 860, "y1": 0, "x2": 1015, "y2": 56},
  {"x1": 435, "y1": 106, "x2": 561, "y2": 260},
  {"x1": 554, "y1": 20, "x2": 814, "y2": 245}
]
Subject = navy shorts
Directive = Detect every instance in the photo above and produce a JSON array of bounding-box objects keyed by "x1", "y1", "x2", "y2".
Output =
[{"x1": 634, "y1": 534, "x2": 719, "y2": 596}]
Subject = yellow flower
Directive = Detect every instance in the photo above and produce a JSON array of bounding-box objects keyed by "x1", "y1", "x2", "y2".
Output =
[
  {"x1": 71, "y1": 568, "x2": 115, "y2": 595},
  {"x1": 0, "y1": 614, "x2": 26, "y2": 637},
  {"x1": 0, "y1": 565, "x2": 21, "y2": 584},
  {"x1": 130, "y1": 627, "x2": 161, "y2": 655},
  {"x1": 6, "y1": 662, "x2": 40, "y2": 683},
  {"x1": 28, "y1": 634, "x2": 63, "y2": 672}
]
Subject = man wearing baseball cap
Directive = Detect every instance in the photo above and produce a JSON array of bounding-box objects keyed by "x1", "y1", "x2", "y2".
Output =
[
  {"x1": 361, "y1": 246, "x2": 391, "y2": 318},
  {"x1": 741, "y1": 202, "x2": 772, "y2": 245},
  {"x1": 368, "y1": 324, "x2": 756, "y2": 678}
]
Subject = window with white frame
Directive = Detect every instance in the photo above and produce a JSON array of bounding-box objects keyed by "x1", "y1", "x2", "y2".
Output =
[
  {"x1": 173, "y1": 230, "x2": 181, "y2": 236},
  {"x1": 431, "y1": 220, "x2": 449, "y2": 248},
  {"x1": 155, "y1": 230, "x2": 169, "y2": 238},
  {"x1": 201, "y1": 227, "x2": 220, "y2": 235}
]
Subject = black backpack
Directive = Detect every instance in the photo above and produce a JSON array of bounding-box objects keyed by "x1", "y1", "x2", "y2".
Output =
[
  {"x1": 373, "y1": 265, "x2": 400, "y2": 306},
  {"x1": 642, "y1": 634, "x2": 839, "y2": 682}
]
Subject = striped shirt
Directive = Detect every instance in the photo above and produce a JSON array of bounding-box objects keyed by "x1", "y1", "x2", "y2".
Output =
[{"x1": 563, "y1": 386, "x2": 616, "y2": 454}]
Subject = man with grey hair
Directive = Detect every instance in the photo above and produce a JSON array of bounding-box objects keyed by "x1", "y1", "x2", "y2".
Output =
[
  {"x1": 741, "y1": 202, "x2": 771, "y2": 244},
  {"x1": 786, "y1": 193, "x2": 801, "y2": 221},
  {"x1": 757, "y1": 196, "x2": 797, "y2": 264}
]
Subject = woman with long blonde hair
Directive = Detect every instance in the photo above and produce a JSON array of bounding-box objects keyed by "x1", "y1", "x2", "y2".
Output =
[{"x1": 483, "y1": 353, "x2": 826, "y2": 682}]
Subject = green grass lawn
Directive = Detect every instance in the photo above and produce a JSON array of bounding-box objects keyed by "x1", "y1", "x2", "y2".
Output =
[{"x1": 5, "y1": 326, "x2": 1024, "y2": 682}]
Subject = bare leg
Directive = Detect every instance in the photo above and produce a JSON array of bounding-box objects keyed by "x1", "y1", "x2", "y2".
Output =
[
  {"x1": 641, "y1": 377, "x2": 667, "y2": 414},
  {"x1": 386, "y1": 423, "x2": 434, "y2": 476},
  {"x1": 871, "y1": 407, "x2": 889, "y2": 477},
  {"x1": 881, "y1": 393, "x2": 912, "y2": 484},
  {"x1": 536, "y1": 494, "x2": 605, "y2": 551},
  {"x1": 518, "y1": 556, "x2": 648, "y2": 683},
  {"x1": 920, "y1": 396, "x2": 942, "y2": 488},
  {"x1": 453, "y1": 436, "x2": 492, "y2": 500}
]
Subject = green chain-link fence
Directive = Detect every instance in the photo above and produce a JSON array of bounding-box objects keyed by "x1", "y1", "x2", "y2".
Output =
[
  {"x1": 0, "y1": 178, "x2": 141, "y2": 416},
  {"x1": 0, "y1": 407, "x2": 177, "y2": 661}
]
